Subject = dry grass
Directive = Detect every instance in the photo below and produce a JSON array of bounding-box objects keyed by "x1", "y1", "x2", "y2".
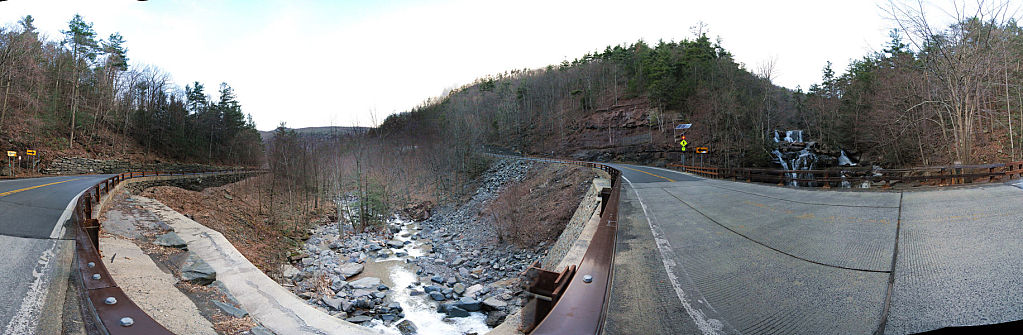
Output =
[
  {"x1": 485, "y1": 164, "x2": 593, "y2": 247},
  {"x1": 140, "y1": 175, "x2": 322, "y2": 279}
]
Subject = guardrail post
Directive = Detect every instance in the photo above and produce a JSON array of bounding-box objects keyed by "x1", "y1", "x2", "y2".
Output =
[
  {"x1": 599, "y1": 188, "x2": 612, "y2": 216},
  {"x1": 82, "y1": 218, "x2": 100, "y2": 250},
  {"x1": 83, "y1": 196, "x2": 93, "y2": 220}
]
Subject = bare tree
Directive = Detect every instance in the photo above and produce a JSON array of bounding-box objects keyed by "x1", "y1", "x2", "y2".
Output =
[{"x1": 885, "y1": 0, "x2": 1014, "y2": 163}]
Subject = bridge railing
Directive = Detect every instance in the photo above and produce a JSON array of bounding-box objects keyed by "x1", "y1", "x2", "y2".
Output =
[
  {"x1": 487, "y1": 154, "x2": 621, "y2": 335},
  {"x1": 72, "y1": 169, "x2": 263, "y2": 334},
  {"x1": 668, "y1": 161, "x2": 1023, "y2": 188}
]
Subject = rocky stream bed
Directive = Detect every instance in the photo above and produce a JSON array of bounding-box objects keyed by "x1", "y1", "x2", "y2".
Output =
[{"x1": 282, "y1": 159, "x2": 547, "y2": 335}]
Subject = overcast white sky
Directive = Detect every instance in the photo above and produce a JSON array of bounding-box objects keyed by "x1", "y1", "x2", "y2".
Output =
[{"x1": 1, "y1": 0, "x2": 918, "y2": 130}]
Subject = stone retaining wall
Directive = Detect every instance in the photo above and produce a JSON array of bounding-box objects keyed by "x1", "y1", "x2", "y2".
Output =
[{"x1": 41, "y1": 157, "x2": 241, "y2": 175}]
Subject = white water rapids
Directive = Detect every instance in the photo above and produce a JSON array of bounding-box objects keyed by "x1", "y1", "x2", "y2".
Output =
[{"x1": 365, "y1": 216, "x2": 490, "y2": 335}]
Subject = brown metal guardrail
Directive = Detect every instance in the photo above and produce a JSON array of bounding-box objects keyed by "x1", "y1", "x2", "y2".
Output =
[
  {"x1": 488, "y1": 153, "x2": 1023, "y2": 334},
  {"x1": 487, "y1": 154, "x2": 621, "y2": 335},
  {"x1": 72, "y1": 169, "x2": 261, "y2": 334},
  {"x1": 668, "y1": 161, "x2": 1023, "y2": 188}
]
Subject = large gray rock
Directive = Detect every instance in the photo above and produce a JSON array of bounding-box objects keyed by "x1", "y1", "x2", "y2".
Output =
[
  {"x1": 397, "y1": 319, "x2": 418, "y2": 335},
  {"x1": 387, "y1": 240, "x2": 404, "y2": 249},
  {"x1": 439, "y1": 304, "x2": 470, "y2": 318},
  {"x1": 250, "y1": 326, "x2": 274, "y2": 335},
  {"x1": 346, "y1": 315, "x2": 372, "y2": 323},
  {"x1": 322, "y1": 296, "x2": 343, "y2": 311},
  {"x1": 348, "y1": 277, "x2": 381, "y2": 289},
  {"x1": 337, "y1": 263, "x2": 364, "y2": 279},
  {"x1": 212, "y1": 300, "x2": 248, "y2": 318},
  {"x1": 281, "y1": 264, "x2": 300, "y2": 278},
  {"x1": 429, "y1": 292, "x2": 445, "y2": 301},
  {"x1": 453, "y1": 283, "x2": 466, "y2": 295},
  {"x1": 483, "y1": 296, "x2": 507, "y2": 310},
  {"x1": 154, "y1": 232, "x2": 187, "y2": 249},
  {"x1": 465, "y1": 283, "x2": 484, "y2": 297},
  {"x1": 455, "y1": 297, "x2": 480, "y2": 312},
  {"x1": 180, "y1": 252, "x2": 216, "y2": 285},
  {"x1": 486, "y1": 310, "x2": 508, "y2": 327}
]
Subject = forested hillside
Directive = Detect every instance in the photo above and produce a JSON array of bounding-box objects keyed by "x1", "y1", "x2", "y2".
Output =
[
  {"x1": 0, "y1": 14, "x2": 262, "y2": 167},
  {"x1": 379, "y1": 33, "x2": 795, "y2": 168},
  {"x1": 379, "y1": 2, "x2": 1023, "y2": 168},
  {"x1": 800, "y1": 3, "x2": 1023, "y2": 166}
]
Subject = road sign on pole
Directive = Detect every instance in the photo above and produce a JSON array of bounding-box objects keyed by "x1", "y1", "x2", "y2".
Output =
[
  {"x1": 695, "y1": 147, "x2": 709, "y2": 154},
  {"x1": 26, "y1": 150, "x2": 36, "y2": 156},
  {"x1": 6, "y1": 151, "x2": 15, "y2": 157}
]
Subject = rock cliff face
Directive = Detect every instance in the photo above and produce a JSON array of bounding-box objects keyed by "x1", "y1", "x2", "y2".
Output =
[
  {"x1": 522, "y1": 98, "x2": 683, "y2": 167},
  {"x1": 41, "y1": 157, "x2": 236, "y2": 175}
]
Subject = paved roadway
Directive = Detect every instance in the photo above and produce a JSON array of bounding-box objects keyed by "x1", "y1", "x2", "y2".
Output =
[
  {"x1": 602, "y1": 164, "x2": 1023, "y2": 334},
  {"x1": 0, "y1": 175, "x2": 113, "y2": 334}
]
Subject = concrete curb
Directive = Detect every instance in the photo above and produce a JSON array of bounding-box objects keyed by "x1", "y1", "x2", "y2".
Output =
[{"x1": 137, "y1": 196, "x2": 382, "y2": 335}]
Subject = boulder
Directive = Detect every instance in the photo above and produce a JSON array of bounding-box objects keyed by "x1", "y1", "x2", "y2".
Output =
[
  {"x1": 397, "y1": 319, "x2": 418, "y2": 335},
  {"x1": 212, "y1": 300, "x2": 248, "y2": 318},
  {"x1": 387, "y1": 240, "x2": 404, "y2": 249},
  {"x1": 439, "y1": 304, "x2": 470, "y2": 318},
  {"x1": 346, "y1": 315, "x2": 372, "y2": 323},
  {"x1": 180, "y1": 252, "x2": 216, "y2": 285},
  {"x1": 250, "y1": 326, "x2": 274, "y2": 335},
  {"x1": 322, "y1": 296, "x2": 343, "y2": 311},
  {"x1": 330, "y1": 278, "x2": 348, "y2": 292},
  {"x1": 455, "y1": 297, "x2": 480, "y2": 312},
  {"x1": 349, "y1": 277, "x2": 381, "y2": 289},
  {"x1": 337, "y1": 263, "x2": 364, "y2": 279},
  {"x1": 453, "y1": 283, "x2": 466, "y2": 295},
  {"x1": 429, "y1": 292, "x2": 445, "y2": 301},
  {"x1": 154, "y1": 232, "x2": 187, "y2": 249},
  {"x1": 464, "y1": 284, "x2": 484, "y2": 297},
  {"x1": 281, "y1": 264, "x2": 300, "y2": 279},
  {"x1": 483, "y1": 296, "x2": 507, "y2": 310},
  {"x1": 486, "y1": 310, "x2": 508, "y2": 327}
]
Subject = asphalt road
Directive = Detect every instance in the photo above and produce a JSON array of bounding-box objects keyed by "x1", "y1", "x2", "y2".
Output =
[
  {"x1": 603, "y1": 164, "x2": 1023, "y2": 334},
  {"x1": 0, "y1": 174, "x2": 112, "y2": 334}
]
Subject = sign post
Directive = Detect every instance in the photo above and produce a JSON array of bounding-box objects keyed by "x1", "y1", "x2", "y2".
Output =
[
  {"x1": 673, "y1": 122, "x2": 692, "y2": 172},
  {"x1": 6, "y1": 151, "x2": 15, "y2": 177},
  {"x1": 26, "y1": 149, "x2": 36, "y2": 172},
  {"x1": 695, "y1": 147, "x2": 709, "y2": 167}
]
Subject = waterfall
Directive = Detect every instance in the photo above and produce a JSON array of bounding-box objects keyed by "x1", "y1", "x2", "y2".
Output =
[
  {"x1": 783, "y1": 130, "x2": 803, "y2": 143},
  {"x1": 773, "y1": 130, "x2": 816, "y2": 186},
  {"x1": 838, "y1": 150, "x2": 855, "y2": 166}
]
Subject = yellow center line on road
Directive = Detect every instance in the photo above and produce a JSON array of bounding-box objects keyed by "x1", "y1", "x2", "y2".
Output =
[
  {"x1": 619, "y1": 166, "x2": 676, "y2": 182},
  {"x1": 0, "y1": 178, "x2": 82, "y2": 197}
]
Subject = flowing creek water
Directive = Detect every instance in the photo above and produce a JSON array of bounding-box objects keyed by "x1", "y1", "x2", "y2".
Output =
[{"x1": 356, "y1": 216, "x2": 491, "y2": 335}]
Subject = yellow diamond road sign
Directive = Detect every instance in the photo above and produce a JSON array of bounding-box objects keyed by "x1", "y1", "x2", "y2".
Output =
[{"x1": 680, "y1": 139, "x2": 688, "y2": 151}]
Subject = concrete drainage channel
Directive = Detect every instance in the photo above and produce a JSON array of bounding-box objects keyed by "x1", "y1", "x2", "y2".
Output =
[{"x1": 70, "y1": 170, "x2": 261, "y2": 334}]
